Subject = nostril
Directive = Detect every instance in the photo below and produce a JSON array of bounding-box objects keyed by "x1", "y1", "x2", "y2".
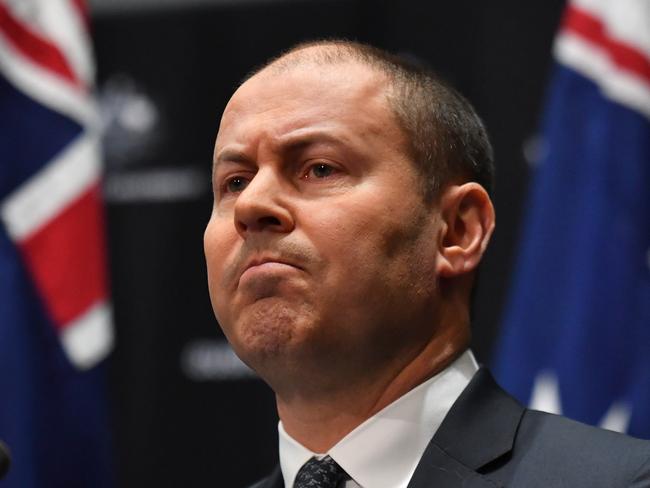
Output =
[
  {"x1": 236, "y1": 215, "x2": 284, "y2": 235},
  {"x1": 258, "y1": 216, "x2": 282, "y2": 227}
]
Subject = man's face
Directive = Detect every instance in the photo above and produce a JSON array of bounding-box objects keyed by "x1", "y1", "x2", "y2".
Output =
[{"x1": 204, "y1": 60, "x2": 443, "y2": 383}]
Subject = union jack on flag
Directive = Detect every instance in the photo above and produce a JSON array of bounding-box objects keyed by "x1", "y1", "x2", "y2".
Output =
[
  {"x1": 0, "y1": 0, "x2": 112, "y2": 368},
  {"x1": 0, "y1": 0, "x2": 114, "y2": 485}
]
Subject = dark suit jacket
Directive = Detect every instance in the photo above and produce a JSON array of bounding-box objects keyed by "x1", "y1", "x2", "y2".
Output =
[{"x1": 248, "y1": 368, "x2": 650, "y2": 487}]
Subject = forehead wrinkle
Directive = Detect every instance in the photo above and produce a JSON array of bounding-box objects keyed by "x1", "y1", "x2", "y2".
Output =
[
  {"x1": 215, "y1": 60, "x2": 408, "y2": 168},
  {"x1": 274, "y1": 128, "x2": 358, "y2": 153}
]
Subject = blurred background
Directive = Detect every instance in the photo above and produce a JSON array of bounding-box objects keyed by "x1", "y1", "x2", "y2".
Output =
[{"x1": 1, "y1": 0, "x2": 648, "y2": 486}]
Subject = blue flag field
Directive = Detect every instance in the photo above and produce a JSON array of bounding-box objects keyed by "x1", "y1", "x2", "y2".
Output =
[{"x1": 495, "y1": 0, "x2": 650, "y2": 438}]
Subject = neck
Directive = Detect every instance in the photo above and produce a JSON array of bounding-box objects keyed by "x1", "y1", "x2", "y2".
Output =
[{"x1": 276, "y1": 317, "x2": 469, "y2": 453}]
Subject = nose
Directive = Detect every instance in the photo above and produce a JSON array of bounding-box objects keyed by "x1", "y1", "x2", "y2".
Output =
[{"x1": 233, "y1": 168, "x2": 294, "y2": 237}]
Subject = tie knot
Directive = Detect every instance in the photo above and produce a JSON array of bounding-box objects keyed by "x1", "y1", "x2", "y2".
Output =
[{"x1": 294, "y1": 455, "x2": 347, "y2": 488}]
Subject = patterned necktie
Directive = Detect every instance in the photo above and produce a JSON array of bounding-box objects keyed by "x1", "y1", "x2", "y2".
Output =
[{"x1": 294, "y1": 455, "x2": 348, "y2": 488}]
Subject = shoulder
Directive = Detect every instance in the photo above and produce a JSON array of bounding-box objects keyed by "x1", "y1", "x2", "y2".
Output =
[
  {"x1": 519, "y1": 408, "x2": 650, "y2": 456},
  {"x1": 447, "y1": 369, "x2": 650, "y2": 486},
  {"x1": 511, "y1": 409, "x2": 650, "y2": 485}
]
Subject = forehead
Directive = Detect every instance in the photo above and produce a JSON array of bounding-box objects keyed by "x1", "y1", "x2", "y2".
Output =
[{"x1": 215, "y1": 61, "x2": 403, "y2": 155}]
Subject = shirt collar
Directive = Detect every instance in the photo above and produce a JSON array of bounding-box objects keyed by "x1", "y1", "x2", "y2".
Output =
[{"x1": 278, "y1": 349, "x2": 479, "y2": 488}]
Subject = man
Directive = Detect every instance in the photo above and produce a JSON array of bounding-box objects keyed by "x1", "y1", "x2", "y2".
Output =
[{"x1": 204, "y1": 40, "x2": 650, "y2": 487}]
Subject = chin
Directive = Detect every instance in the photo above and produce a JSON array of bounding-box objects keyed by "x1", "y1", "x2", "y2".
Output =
[{"x1": 225, "y1": 298, "x2": 313, "y2": 365}]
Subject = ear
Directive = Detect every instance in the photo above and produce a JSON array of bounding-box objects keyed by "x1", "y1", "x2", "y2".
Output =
[{"x1": 436, "y1": 183, "x2": 495, "y2": 278}]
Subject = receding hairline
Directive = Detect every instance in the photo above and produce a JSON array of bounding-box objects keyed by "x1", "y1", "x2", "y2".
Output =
[
  {"x1": 244, "y1": 41, "x2": 399, "y2": 86},
  {"x1": 233, "y1": 44, "x2": 402, "y2": 138}
]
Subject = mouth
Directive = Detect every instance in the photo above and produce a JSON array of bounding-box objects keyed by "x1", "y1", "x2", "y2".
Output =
[
  {"x1": 238, "y1": 256, "x2": 303, "y2": 286},
  {"x1": 244, "y1": 256, "x2": 302, "y2": 271}
]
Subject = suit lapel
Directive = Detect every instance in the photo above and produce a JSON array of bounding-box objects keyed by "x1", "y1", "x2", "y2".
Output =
[
  {"x1": 407, "y1": 368, "x2": 524, "y2": 488},
  {"x1": 407, "y1": 442, "x2": 502, "y2": 488}
]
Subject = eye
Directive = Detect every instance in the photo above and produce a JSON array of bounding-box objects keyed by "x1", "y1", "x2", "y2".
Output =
[
  {"x1": 303, "y1": 162, "x2": 336, "y2": 179},
  {"x1": 223, "y1": 175, "x2": 250, "y2": 194}
]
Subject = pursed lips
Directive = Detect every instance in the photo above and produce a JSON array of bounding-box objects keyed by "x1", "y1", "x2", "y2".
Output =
[{"x1": 237, "y1": 256, "x2": 303, "y2": 285}]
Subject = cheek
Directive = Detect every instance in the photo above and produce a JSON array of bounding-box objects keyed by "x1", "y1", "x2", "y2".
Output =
[
  {"x1": 204, "y1": 217, "x2": 238, "y2": 316},
  {"x1": 306, "y1": 205, "x2": 400, "y2": 288},
  {"x1": 315, "y1": 195, "x2": 426, "y2": 256},
  {"x1": 308, "y1": 198, "x2": 436, "y2": 298},
  {"x1": 204, "y1": 221, "x2": 223, "y2": 280}
]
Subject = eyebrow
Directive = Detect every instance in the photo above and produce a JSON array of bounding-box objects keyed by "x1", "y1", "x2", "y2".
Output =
[
  {"x1": 213, "y1": 130, "x2": 353, "y2": 171},
  {"x1": 214, "y1": 149, "x2": 249, "y2": 168}
]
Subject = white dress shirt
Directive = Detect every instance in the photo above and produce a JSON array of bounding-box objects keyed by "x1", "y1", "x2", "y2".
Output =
[{"x1": 278, "y1": 349, "x2": 479, "y2": 488}]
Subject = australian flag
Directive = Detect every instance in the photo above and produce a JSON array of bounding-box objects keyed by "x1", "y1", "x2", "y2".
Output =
[
  {"x1": 0, "y1": 0, "x2": 114, "y2": 485},
  {"x1": 495, "y1": 0, "x2": 650, "y2": 438}
]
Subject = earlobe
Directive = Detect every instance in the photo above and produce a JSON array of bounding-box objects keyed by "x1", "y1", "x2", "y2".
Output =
[{"x1": 436, "y1": 183, "x2": 495, "y2": 278}]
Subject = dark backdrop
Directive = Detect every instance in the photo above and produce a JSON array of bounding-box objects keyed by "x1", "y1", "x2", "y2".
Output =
[{"x1": 92, "y1": 1, "x2": 565, "y2": 486}]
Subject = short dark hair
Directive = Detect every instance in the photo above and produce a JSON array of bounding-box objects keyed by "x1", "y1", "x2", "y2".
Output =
[{"x1": 246, "y1": 39, "x2": 495, "y2": 200}]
